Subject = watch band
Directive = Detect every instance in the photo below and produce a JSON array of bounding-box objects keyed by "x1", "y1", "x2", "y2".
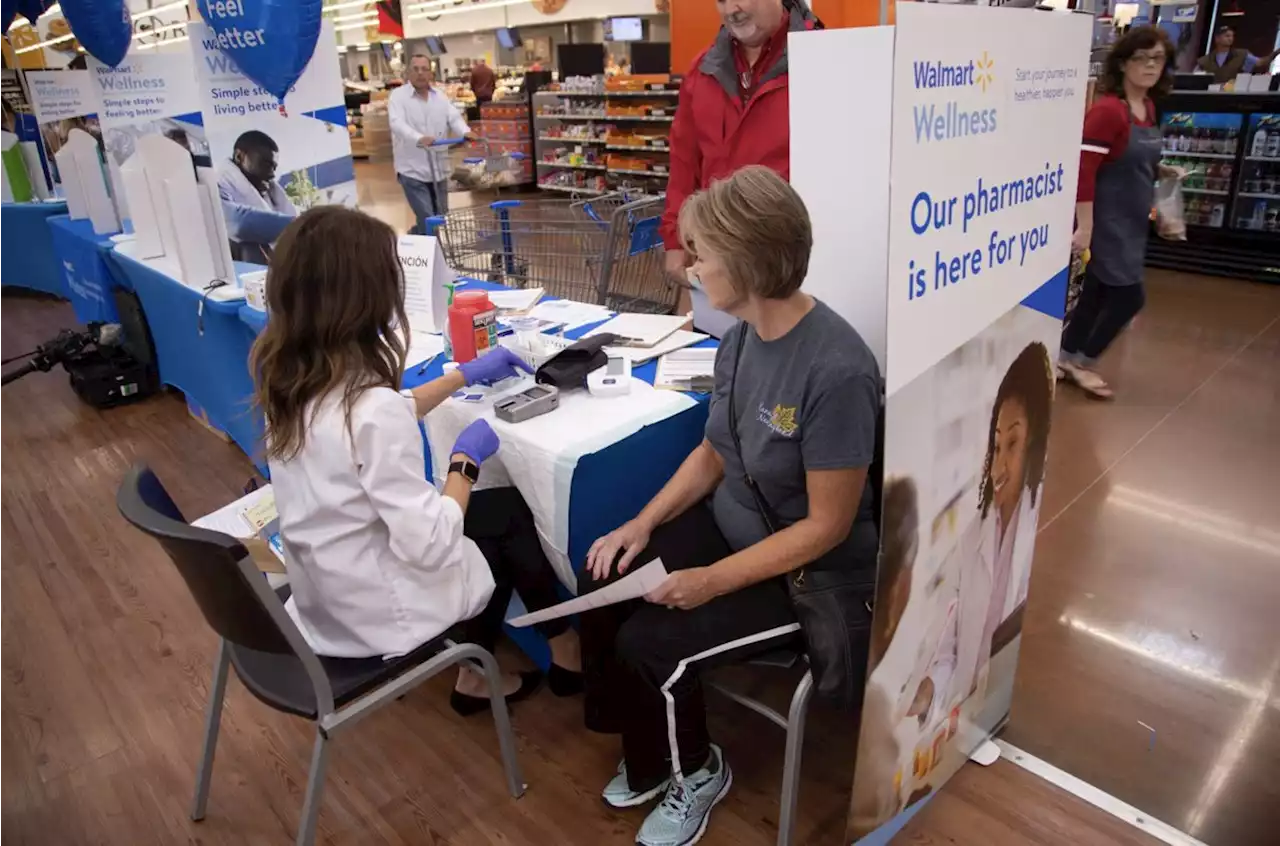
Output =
[{"x1": 449, "y1": 458, "x2": 480, "y2": 484}]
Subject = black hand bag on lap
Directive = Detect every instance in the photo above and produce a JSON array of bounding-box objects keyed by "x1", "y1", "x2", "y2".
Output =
[{"x1": 726, "y1": 328, "x2": 875, "y2": 712}]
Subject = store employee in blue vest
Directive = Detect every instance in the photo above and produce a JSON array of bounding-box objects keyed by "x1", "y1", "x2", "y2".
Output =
[{"x1": 389, "y1": 54, "x2": 476, "y2": 233}]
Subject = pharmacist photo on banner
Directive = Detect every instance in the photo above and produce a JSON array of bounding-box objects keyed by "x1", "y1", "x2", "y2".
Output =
[
  {"x1": 217, "y1": 129, "x2": 299, "y2": 265},
  {"x1": 849, "y1": 340, "x2": 1054, "y2": 835},
  {"x1": 660, "y1": 0, "x2": 822, "y2": 302}
]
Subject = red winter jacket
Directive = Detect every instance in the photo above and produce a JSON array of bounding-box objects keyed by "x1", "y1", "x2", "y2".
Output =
[{"x1": 659, "y1": 1, "x2": 821, "y2": 250}]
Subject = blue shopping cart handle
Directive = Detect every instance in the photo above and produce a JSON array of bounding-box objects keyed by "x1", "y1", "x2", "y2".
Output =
[
  {"x1": 430, "y1": 138, "x2": 468, "y2": 147},
  {"x1": 509, "y1": 152, "x2": 526, "y2": 160}
]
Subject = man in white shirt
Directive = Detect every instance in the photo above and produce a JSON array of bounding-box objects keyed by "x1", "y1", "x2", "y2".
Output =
[{"x1": 389, "y1": 54, "x2": 474, "y2": 233}]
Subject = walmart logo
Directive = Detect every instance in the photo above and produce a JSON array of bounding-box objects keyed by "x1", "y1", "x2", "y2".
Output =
[{"x1": 912, "y1": 52, "x2": 996, "y2": 91}]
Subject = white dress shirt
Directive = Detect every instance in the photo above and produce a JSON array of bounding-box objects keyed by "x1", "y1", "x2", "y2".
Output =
[
  {"x1": 268, "y1": 386, "x2": 495, "y2": 658},
  {"x1": 388, "y1": 83, "x2": 470, "y2": 183}
]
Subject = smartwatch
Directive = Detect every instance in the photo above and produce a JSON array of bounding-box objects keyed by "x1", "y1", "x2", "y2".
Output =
[{"x1": 448, "y1": 458, "x2": 480, "y2": 484}]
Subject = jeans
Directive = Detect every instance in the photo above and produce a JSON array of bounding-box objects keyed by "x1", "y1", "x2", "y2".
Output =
[
  {"x1": 578, "y1": 503, "x2": 801, "y2": 788},
  {"x1": 397, "y1": 173, "x2": 450, "y2": 235},
  {"x1": 1060, "y1": 267, "x2": 1146, "y2": 364}
]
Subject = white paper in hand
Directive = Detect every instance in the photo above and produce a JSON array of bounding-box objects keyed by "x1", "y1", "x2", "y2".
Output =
[{"x1": 507, "y1": 559, "x2": 669, "y2": 627}]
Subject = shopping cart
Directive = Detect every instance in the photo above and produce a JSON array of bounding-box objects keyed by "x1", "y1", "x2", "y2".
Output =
[
  {"x1": 436, "y1": 138, "x2": 526, "y2": 193},
  {"x1": 429, "y1": 192, "x2": 678, "y2": 314}
]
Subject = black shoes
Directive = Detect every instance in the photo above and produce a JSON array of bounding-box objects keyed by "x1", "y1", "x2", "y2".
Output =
[
  {"x1": 450, "y1": 670, "x2": 543, "y2": 717},
  {"x1": 548, "y1": 663, "x2": 585, "y2": 697}
]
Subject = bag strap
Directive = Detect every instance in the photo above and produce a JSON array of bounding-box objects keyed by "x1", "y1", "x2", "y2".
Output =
[{"x1": 727, "y1": 327, "x2": 782, "y2": 535}]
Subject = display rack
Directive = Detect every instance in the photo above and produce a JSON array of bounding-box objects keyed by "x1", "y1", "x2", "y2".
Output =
[
  {"x1": 1147, "y1": 91, "x2": 1280, "y2": 283},
  {"x1": 533, "y1": 76, "x2": 679, "y2": 197}
]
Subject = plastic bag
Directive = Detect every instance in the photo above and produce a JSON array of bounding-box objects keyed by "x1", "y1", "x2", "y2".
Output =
[{"x1": 1154, "y1": 176, "x2": 1186, "y2": 241}]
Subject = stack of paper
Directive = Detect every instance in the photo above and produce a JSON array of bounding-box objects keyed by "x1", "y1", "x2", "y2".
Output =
[
  {"x1": 528, "y1": 298, "x2": 615, "y2": 332},
  {"x1": 488, "y1": 287, "x2": 545, "y2": 312},
  {"x1": 654, "y1": 346, "x2": 718, "y2": 392},
  {"x1": 614, "y1": 330, "x2": 707, "y2": 365}
]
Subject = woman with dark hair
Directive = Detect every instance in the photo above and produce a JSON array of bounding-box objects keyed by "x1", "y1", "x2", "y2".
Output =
[
  {"x1": 908, "y1": 341, "x2": 1054, "y2": 722},
  {"x1": 250, "y1": 206, "x2": 582, "y2": 716},
  {"x1": 1060, "y1": 25, "x2": 1181, "y2": 399}
]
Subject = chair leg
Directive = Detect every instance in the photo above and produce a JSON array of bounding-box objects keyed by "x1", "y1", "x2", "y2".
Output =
[
  {"x1": 473, "y1": 647, "x2": 527, "y2": 799},
  {"x1": 191, "y1": 639, "x2": 230, "y2": 822},
  {"x1": 295, "y1": 729, "x2": 331, "y2": 846},
  {"x1": 777, "y1": 669, "x2": 815, "y2": 846}
]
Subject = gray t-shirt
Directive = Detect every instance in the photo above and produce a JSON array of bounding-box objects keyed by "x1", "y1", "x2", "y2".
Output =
[{"x1": 706, "y1": 300, "x2": 881, "y2": 557}]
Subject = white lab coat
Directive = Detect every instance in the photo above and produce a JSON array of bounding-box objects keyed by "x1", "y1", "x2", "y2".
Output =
[{"x1": 268, "y1": 386, "x2": 495, "y2": 658}]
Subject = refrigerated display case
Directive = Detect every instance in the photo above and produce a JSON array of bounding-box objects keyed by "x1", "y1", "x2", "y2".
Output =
[{"x1": 1147, "y1": 92, "x2": 1280, "y2": 283}]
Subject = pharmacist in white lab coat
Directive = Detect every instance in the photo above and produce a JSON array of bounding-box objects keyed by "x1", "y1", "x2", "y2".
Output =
[{"x1": 910, "y1": 342, "x2": 1054, "y2": 719}]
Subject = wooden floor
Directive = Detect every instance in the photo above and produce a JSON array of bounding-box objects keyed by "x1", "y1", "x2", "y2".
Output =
[{"x1": 0, "y1": 291, "x2": 1170, "y2": 844}]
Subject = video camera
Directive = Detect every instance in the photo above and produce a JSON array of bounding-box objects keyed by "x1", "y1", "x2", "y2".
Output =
[{"x1": 1, "y1": 321, "x2": 156, "y2": 408}]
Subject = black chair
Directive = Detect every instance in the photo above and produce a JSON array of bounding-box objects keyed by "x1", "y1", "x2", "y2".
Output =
[{"x1": 117, "y1": 464, "x2": 525, "y2": 846}]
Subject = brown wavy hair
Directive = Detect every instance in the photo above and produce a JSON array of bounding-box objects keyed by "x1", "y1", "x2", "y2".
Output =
[
  {"x1": 250, "y1": 206, "x2": 408, "y2": 462},
  {"x1": 1098, "y1": 25, "x2": 1176, "y2": 99}
]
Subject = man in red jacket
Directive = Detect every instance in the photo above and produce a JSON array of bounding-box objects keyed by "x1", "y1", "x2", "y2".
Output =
[{"x1": 661, "y1": 0, "x2": 821, "y2": 287}]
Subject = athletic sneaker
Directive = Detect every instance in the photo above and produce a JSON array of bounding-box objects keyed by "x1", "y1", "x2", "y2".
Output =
[
  {"x1": 602, "y1": 760, "x2": 670, "y2": 809},
  {"x1": 636, "y1": 744, "x2": 732, "y2": 846}
]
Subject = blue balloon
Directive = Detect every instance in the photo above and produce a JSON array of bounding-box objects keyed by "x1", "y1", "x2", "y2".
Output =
[
  {"x1": 16, "y1": 0, "x2": 48, "y2": 21},
  {"x1": 60, "y1": 0, "x2": 131, "y2": 67},
  {"x1": 196, "y1": 0, "x2": 323, "y2": 104}
]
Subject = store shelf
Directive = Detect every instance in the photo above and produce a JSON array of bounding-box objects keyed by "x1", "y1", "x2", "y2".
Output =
[
  {"x1": 539, "y1": 135, "x2": 607, "y2": 144},
  {"x1": 605, "y1": 115, "x2": 674, "y2": 122},
  {"x1": 537, "y1": 161, "x2": 606, "y2": 171},
  {"x1": 1237, "y1": 192, "x2": 1280, "y2": 200},
  {"x1": 536, "y1": 113, "x2": 606, "y2": 120},
  {"x1": 608, "y1": 168, "x2": 668, "y2": 178},
  {"x1": 538, "y1": 90, "x2": 606, "y2": 96},
  {"x1": 605, "y1": 89, "x2": 679, "y2": 97},
  {"x1": 539, "y1": 183, "x2": 605, "y2": 195},
  {"x1": 1182, "y1": 187, "x2": 1230, "y2": 196},
  {"x1": 606, "y1": 144, "x2": 668, "y2": 152},
  {"x1": 1160, "y1": 149, "x2": 1237, "y2": 159},
  {"x1": 1244, "y1": 155, "x2": 1280, "y2": 163}
]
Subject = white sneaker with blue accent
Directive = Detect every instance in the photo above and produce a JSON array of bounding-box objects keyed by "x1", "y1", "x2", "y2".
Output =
[
  {"x1": 602, "y1": 760, "x2": 670, "y2": 809},
  {"x1": 635, "y1": 745, "x2": 732, "y2": 846}
]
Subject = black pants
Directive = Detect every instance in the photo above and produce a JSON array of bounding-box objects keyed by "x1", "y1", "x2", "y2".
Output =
[
  {"x1": 458, "y1": 488, "x2": 569, "y2": 652},
  {"x1": 1061, "y1": 267, "x2": 1146, "y2": 361},
  {"x1": 578, "y1": 503, "x2": 801, "y2": 789}
]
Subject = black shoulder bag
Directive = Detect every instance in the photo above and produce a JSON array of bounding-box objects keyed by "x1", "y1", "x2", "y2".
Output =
[{"x1": 726, "y1": 327, "x2": 875, "y2": 712}]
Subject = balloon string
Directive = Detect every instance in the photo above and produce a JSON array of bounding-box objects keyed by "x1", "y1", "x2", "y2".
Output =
[{"x1": 278, "y1": 103, "x2": 288, "y2": 117}]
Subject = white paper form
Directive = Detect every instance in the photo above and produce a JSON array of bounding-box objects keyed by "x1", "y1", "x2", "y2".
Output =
[
  {"x1": 193, "y1": 485, "x2": 275, "y2": 537},
  {"x1": 654, "y1": 346, "x2": 717, "y2": 390},
  {"x1": 507, "y1": 560, "x2": 669, "y2": 627},
  {"x1": 528, "y1": 298, "x2": 615, "y2": 332},
  {"x1": 487, "y1": 287, "x2": 544, "y2": 312}
]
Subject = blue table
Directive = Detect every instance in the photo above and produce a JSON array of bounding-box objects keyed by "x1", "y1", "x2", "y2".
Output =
[
  {"x1": 46, "y1": 215, "x2": 120, "y2": 324},
  {"x1": 1, "y1": 201, "x2": 70, "y2": 297},
  {"x1": 104, "y1": 248, "x2": 267, "y2": 468}
]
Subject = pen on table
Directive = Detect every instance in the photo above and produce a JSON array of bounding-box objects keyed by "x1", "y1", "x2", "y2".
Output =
[{"x1": 417, "y1": 352, "x2": 443, "y2": 375}]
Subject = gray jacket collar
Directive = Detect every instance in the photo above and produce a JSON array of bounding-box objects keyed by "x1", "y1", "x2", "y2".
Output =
[{"x1": 698, "y1": 0, "x2": 817, "y2": 101}]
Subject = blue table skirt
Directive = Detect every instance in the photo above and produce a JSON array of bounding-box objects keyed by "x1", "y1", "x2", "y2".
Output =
[
  {"x1": 2, "y1": 201, "x2": 70, "y2": 297},
  {"x1": 46, "y1": 215, "x2": 120, "y2": 325},
  {"x1": 104, "y1": 249, "x2": 267, "y2": 468}
]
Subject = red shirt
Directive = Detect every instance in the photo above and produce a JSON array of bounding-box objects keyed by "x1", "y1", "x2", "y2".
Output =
[
  {"x1": 660, "y1": 5, "x2": 819, "y2": 250},
  {"x1": 1077, "y1": 94, "x2": 1155, "y2": 202}
]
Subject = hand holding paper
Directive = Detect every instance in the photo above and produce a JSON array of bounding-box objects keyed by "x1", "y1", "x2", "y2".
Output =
[
  {"x1": 644, "y1": 568, "x2": 720, "y2": 611},
  {"x1": 507, "y1": 559, "x2": 670, "y2": 627}
]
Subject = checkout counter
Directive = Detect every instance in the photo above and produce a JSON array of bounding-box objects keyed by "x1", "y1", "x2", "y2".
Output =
[{"x1": 1148, "y1": 90, "x2": 1280, "y2": 283}]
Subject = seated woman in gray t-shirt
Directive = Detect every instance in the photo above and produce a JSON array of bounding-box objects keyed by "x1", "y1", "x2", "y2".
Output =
[{"x1": 576, "y1": 166, "x2": 882, "y2": 846}]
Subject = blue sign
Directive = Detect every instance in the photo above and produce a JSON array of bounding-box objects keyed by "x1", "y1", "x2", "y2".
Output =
[{"x1": 196, "y1": 0, "x2": 323, "y2": 105}]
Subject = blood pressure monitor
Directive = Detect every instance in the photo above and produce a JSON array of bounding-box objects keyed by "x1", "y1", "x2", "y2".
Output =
[
  {"x1": 494, "y1": 383, "x2": 561, "y2": 423},
  {"x1": 587, "y1": 355, "x2": 631, "y2": 397}
]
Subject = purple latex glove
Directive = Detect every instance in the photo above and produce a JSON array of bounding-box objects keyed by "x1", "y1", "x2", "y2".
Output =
[
  {"x1": 451, "y1": 419, "x2": 500, "y2": 465},
  {"x1": 458, "y1": 346, "x2": 533, "y2": 387}
]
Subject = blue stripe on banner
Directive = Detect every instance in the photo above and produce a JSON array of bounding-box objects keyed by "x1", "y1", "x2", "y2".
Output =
[
  {"x1": 1019, "y1": 266, "x2": 1069, "y2": 320},
  {"x1": 278, "y1": 156, "x2": 356, "y2": 191},
  {"x1": 302, "y1": 105, "x2": 349, "y2": 128},
  {"x1": 174, "y1": 111, "x2": 204, "y2": 127}
]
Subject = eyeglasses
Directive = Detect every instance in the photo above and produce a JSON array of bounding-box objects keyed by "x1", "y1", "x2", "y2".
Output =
[{"x1": 1130, "y1": 52, "x2": 1167, "y2": 67}]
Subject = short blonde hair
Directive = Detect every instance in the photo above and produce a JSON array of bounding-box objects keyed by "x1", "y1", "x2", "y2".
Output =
[{"x1": 677, "y1": 165, "x2": 813, "y2": 299}]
